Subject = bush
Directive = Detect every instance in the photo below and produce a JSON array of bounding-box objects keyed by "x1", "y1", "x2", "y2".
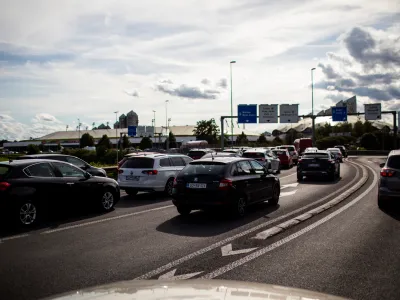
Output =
[
  {"x1": 101, "y1": 149, "x2": 118, "y2": 164},
  {"x1": 27, "y1": 144, "x2": 40, "y2": 154},
  {"x1": 316, "y1": 136, "x2": 355, "y2": 149}
]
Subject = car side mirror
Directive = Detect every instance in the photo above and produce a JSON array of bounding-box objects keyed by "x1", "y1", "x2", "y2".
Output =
[
  {"x1": 379, "y1": 163, "x2": 385, "y2": 168},
  {"x1": 84, "y1": 172, "x2": 92, "y2": 179}
]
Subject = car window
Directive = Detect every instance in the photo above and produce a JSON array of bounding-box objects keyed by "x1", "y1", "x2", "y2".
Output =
[
  {"x1": 66, "y1": 156, "x2": 86, "y2": 168},
  {"x1": 387, "y1": 155, "x2": 400, "y2": 169},
  {"x1": 182, "y1": 156, "x2": 193, "y2": 165},
  {"x1": 273, "y1": 150, "x2": 287, "y2": 156},
  {"x1": 303, "y1": 153, "x2": 330, "y2": 159},
  {"x1": 249, "y1": 160, "x2": 266, "y2": 174},
  {"x1": 237, "y1": 160, "x2": 253, "y2": 175},
  {"x1": 122, "y1": 158, "x2": 154, "y2": 169},
  {"x1": 242, "y1": 152, "x2": 265, "y2": 158},
  {"x1": 25, "y1": 163, "x2": 55, "y2": 178},
  {"x1": 53, "y1": 162, "x2": 86, "y2": 177},
  {"x1": 159, "y1": 158, "x2": 171, "y2": 167},
  {"x1": 230, "y1": 164, "x2": 238, "y2": 176},
  {"x1": 183, "y1": 162, "x2": 226, "y2": 175},
  {"x1": 170, "y1": 157, "x2": 185, "y2": 166}
]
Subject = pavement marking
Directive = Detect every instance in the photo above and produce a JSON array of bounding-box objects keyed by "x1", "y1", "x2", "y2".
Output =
[
  {"x1": 41, "y1": 205, "x2": 174, "y2": 235},
  {"x1": 135, "y1": 161, "x2": 362, "y2": 280},
  {"x1": 281, "y1": 183, "x2": 299, "y2": 189},
  {"x1": 0, "y1": 234, "x2": 29, "y2": 243},
  {"x1": 201, "y1": 163, "x2": 376, "y2": 279},
  {"x1": 278, "y1": 172, "x2": 296, "y2": 180},
  {"x1": 159, "y1": 269, "x2": 203, "y2": 280},
  {"x1": 221, "y1": 244, "x2": 258, "y2": 256},
  {"x1": 280, "y1": 190, "x2": 297, "y2": 197}
]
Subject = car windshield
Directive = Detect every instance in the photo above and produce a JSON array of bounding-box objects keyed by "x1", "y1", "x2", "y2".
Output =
[
  {"x1": 183, "y1": 162, "x2": 227, "y2": 175},
  {"x1": 273, "y1": 150, "x2": 286, "y2": 156},
  {"x1": 121, "y1": 158, "x2": 154, "y2": 169},
  {"x1": 242, "y1": 152, "x2": 264, "y2": 158},
  {"x1": 387, "y1": 155, "x2": 400, "y2": 169},
  {"x1": 188, "y1": 151, "x2": 206, "y2": 158},
  {"x1": 0, "y1": 165, "x2": 12, "y2": 180}
]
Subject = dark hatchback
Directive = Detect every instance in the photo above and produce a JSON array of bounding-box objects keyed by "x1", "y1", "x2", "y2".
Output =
[
  {"x1": 297, "y1": 151, "x2": 340, "y2": 181},
  {"x1": 0, "y1": 159, "x2": 119, "y2": 227},
  {"x1": 172, "y1": 157, "x2": 280, "y2": 217},
  {"x1": 17, "y1": 154, "x2": 107, "y2": 177}
]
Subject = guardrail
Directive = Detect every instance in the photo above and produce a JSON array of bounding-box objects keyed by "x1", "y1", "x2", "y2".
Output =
[{"x1": 347, "y1": 150, "x2": 390, "y2": 156}]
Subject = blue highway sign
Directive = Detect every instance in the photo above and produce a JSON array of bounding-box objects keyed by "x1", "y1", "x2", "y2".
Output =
[
  {"x1": 332, "y1": 107, "x2": 347, "y2": 122},
  {"x1": 238, "y1": 104, "x2": 257, "y2": 123},
  {"x1": 128, "y1": 126, "x2": 137, "y2": 137}
]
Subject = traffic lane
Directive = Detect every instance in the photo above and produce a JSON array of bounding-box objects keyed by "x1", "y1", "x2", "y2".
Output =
[
  {"x1": 0, "y1": 162, "x2": 360, "y2": 299},
  {"x1": 217, "y1": 162, "x2": 400, "y2": 300}
]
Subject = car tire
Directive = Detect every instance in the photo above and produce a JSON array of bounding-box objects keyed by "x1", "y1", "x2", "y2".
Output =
[
  {"x1": 100, "y1": 189, "x2": 116, "y2": 212},
  {"x1": 177, "y1": 206, "x2": 191, "y2": 216},
  {"x1": 16, "y1": 200, "x2": 39, "y2": 227},
  {"x1": 164, "y1": 178, "x2": 175, "y2": 196},
  {"x1": 297, "y1": 173, "x2": 303, "y2": 182},
  {"x1": 269, "y1": 184, "x2": 280, "y2": 206},
  {"x1": 125, "y1": 189, "x2": 138, "y2": 196},
  {"x1": 231, "y1": 196, "x2": 247, "y2": 217}
]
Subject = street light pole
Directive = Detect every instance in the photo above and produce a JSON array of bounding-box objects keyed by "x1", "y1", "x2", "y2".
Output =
[
  {"x1": 230, "y1": 61, "x2": 236, "y2": 147},
  {"x1": 311, "y1": 67, "x2": 316, "y2": 145},
  {"x1": 77, "y1": 118, "x2": 81, "y2": 148},
  {"x1": 153, "y1": 110, "x2": 156, "y2": 147},
  {"x1": 114, "y1": 111, "x2": 119, "y2": 164},
  {"x1": 165, "y1": 100, "x2": 169, "y2": 150}
]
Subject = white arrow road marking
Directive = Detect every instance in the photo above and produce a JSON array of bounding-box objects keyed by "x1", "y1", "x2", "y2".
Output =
[
  {"x1": 281, "y1": 183, "x2": 299, "y2": 190},
  {"x1": 280, "y1": 190, "x2": 297, "y2": 197},
  {"x1": 159, "y1": 269, "x2": 203, "y2": 280},
  {"x1": 221, "y1": 244, "x2": 258, "y2": 256}
]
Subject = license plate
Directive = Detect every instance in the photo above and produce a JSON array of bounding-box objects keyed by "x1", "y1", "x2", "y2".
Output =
[
  {"x1": 126, "y1": 175, "x2": 140, "y2": 181},
  {"x1": 187, "y1": 183, "x2": 207, "y2": 189},
  {"x1": 309, "y1": 164, "x2": 320, "y2": 167}
]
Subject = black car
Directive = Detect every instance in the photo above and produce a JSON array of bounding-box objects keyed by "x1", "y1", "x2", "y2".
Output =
[
  {"x1": 17, "y1": 154, "x2": 107, "y2": 177},
  {"x1": 187, "y1": 149, "x2": 214, "y2": 160},
  {"x1": 0, "y1": 159, "x2": 120, "y2": 227},
  {"x1": 172, "y1": 157, "x2": 280, "y2": 217},
  {"x1": 297, "y1": 151, "x2": 340, "y2": 181},
  {"x1": 334, "y1": 145, "x2": 348, "y2": 158}
]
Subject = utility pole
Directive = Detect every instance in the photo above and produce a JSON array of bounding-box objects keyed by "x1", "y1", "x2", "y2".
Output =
[
  {"x1": 165, "y1": 100, "x2": 169, "y2": 150},
  {"x1": 153, "y1": 110, "x2": 156, "y2": 148},
  {"x1": 230, "y1": 60, "x2": 236, "y2": 147},
  {"x1": 311, "y1": 67, "x2": 316, "y2": 145},
  {"x1": 114, "y1": 111, "x2": 119, "y2": 164}
]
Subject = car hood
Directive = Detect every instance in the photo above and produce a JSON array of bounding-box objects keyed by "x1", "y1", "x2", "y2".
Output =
[{"x1": 45, "y1": 279, "x2": 349, "y2": 300}]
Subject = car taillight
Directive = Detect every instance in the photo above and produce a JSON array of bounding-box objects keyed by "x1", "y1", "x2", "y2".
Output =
[
  {"x1": 328, "y1": 159, "x2": 335, "y2": 164},
  {"x1": 118, "y1": 169, "x2": 124, "y2": 174},
  {"x1": 219, "y1": 179, "x2": 233, "y2": 190},
  {"x1": 380, "y1": 168, "x2": 395, "y2": 177},
  {"x1": 298, "y1": 159, "x2": 302, "y2": 163},
  {"x1": 173, "y1": 178, "x2": 178, "y2": 186},
  {"x1": 0, "y1": 182, "x2": 11, "y2": 192},
  {"x1": 142, "y1": 170, "x2": 158, "y2": 175}
]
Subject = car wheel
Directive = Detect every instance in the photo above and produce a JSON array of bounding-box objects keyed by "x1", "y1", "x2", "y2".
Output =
[
  {"x1": 231, "y1": 196, "x2": 247, "y2": 217},
  {"x1": 297, "y1": 173, "x2": 303, "y2": 182},
  {"x1": 164, "y1": 178, "x2": 175, "y2": 196},
  {"x1": 269, "y1": 184, "x2": 280, "y2": 206},
  {"x1": 177, "y1": 206, "x2": 191, "y2": 216},
  {"x1": 17, "y1": 201, "x2": 38, "y2": 227},
  {"x1": 100, "y1": 189, "x2": 116, "y2": 212},
  {"x1": 125, "y1": 189, "x2": 138, "y2": 196}
]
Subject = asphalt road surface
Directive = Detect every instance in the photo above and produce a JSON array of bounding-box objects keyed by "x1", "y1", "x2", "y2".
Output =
[{"x1": 1, "y1": 157, "x2": 399, "y2": 300}]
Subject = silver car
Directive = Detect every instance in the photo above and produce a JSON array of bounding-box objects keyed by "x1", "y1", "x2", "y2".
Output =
[{"x1": 378, "y1": 150, "x2": 400, "y2": 208}]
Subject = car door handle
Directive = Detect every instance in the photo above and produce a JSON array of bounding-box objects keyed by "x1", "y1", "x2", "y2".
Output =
[{"x1": 66, "y1": 182, "x2": 74, "y2": 185}]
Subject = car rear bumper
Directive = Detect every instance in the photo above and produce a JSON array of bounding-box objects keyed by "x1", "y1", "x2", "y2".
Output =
[
  {"x1": 379, "y1": 187, "x2": 400, "y2": 200},
  {"x1": 172, "y1": 191, "x2": 232, "y2": 209},
  {"x1": 298, "y1": 170, "x2": 331, "y2": 176},
  {"x1": 118, "y1": 181, "x2": 165, "y2": 192}
]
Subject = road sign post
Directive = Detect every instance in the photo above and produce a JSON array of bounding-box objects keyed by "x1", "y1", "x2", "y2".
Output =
[
  {"x1": 238, "y1": 104, "x2": 257, "y2": 123},
  {"x1": 259, "y1": 104, "x2": 278, "y2": 123},
  {"x1": 332, "y1": 107, "x2": 347, "y2": 122},
  {"x1": 279, "y1": 104, "x2": 299, "y2": 123},
  {"x1": 365, "y1": 104, "x2": 382, "y2": 120}
]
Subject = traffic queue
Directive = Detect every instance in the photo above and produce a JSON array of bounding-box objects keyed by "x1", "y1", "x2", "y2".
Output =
[{"x1": 0, "y1": 142, "x2": 349, "y2": 228}]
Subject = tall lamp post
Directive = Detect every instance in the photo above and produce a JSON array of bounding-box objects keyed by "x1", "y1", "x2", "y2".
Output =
[
  {"x1": 153, "y1": 110, "x2": 156, "y2": 147},
  {"x1": 311, "y1": 67, "x2": 316, "y2": 145},
  {"x1": 77, "y1": 118, "x2": 81, "y2": 147},
  {"x1": 165, "y1": 100, "x2": 169, "y2": 150},
  {"x1": 230, "y1": 61, "x2": 236, "y2": 147},
  {"x1": 114, "y1": 111, "x2": 119, "y2": 164}
]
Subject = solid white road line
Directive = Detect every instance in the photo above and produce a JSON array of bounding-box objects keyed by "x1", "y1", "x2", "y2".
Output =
[
  {"x1": 201, "y1": 163, "x2": 376, "y2": 279},
  {"x1": 280, "y1": 190, "x2": 297, "y2": 197},
  {"x1": 278, "y1": 172, "x2": 296, "y2": 180},
  {"x1": 41, "y1": 205, "x2": 174, "y2": 234},
  {"x1": 135, "y1": 162, "x2": 361, "y2": 280},
  {"x1": 0, "y1": 234, "x2": 29, "y2": 244}
]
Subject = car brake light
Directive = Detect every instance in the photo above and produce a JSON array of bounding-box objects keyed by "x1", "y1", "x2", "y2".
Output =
[
  {"x1": 173, "y1": 178, "x2": 178, "y2": 186},
  {"x1": 0, "y1": 182, "x2": 11, "y2": 192},
  {"x1": 298, "y1": 159, "x2": 302, "y2": 163},
  {"x1": 380, "y1": 168, "x2": 395, "y2": 177},
  {"x1": 219, "y1": 179, "x2": 233, "y2": 190},
  {"x1": 328, "y1": 159, "x2": 335, "y2": 164},
  {"x1": 142, "y1": 170, "x2": 158, "y2": 175}
]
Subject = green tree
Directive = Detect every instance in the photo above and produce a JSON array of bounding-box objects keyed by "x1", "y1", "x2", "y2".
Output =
[
  {"x1": 96, "y1": 145, "x2": 107, "y2": 158},
  {"x1": 257, "y1": 134, "x2": 267, "y2": 144},
  {"x1": 97, "y1": 134, "x2": 112, "y2": 149},
  {"x1": 122, "y1": 134, "x2": 130, "y2": 149},
  {"x1": 193, "y1": 118, "x2": 220, "y2": 144},
  {"x1": 38, "y1": 143, "x2": 44, "y2": 152},
  {"x1": 80, "y1": 133, "x2": 95, "y2": 148},
  {"x1": 352, "y1": 120, "x2": 364, "y2": 137},
  {"x1": 363, "y1": 120, "x2": 375, "y2": 134},
  {"x1": 236, "y1": 131, "x2": 248, "y2": 145},
  {"x1": 272, "y1": 136, "x2": 283, "y2": 146},
  {"x1": 165, "y1": 132, "x2": 177, "y2": 149},
  {"x1": 139, "y1": 137, "x2": 153, "y2": 150},
  {"x1": 27, "y1": 144, "x2": 40, "y2": 154},
  {"x1": 360, "y1": 133, "x2": 379, "y2": 150}
]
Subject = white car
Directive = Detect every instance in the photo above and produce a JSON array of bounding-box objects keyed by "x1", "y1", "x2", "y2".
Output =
[
  {"x1": 327, "y1": 148, "x2": 343, "y2": 162},
  {"x1": 304, "y1": 147, "x2": 319, "y2": 153},
  {"x1": 242, "y1": 148, "x2": 280, "y2": 173},
  {"x1": 118, "y1": 154, "x2": 193, "y2": 196}
]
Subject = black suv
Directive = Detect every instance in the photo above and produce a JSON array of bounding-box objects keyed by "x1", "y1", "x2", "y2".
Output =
[
  {"x1": 297, "y1": 151, "x2": 340, "y2": 181},
  {"x1": 17, "y1": 154, "x2": 107, "y2": 177}
]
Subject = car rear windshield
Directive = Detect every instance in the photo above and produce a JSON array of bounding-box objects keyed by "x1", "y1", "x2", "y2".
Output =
[
  {"x1": 188, "y1": 151, "x2": 206, "y2": 158},
  {"x1": 280, "y1": 146, "x2": 295, "y2": 151},
  {"x1": 242, "y1": 152, "x2": 264, "y2": 158},
  {"x1": 273, "y1": 150, "x2": 286, "y2": 155},
  {"x1": 387, "y1": 155, "x2": 400, "y2": 169},
  {"x1": 0, "y1": 165, "x2": 12, "y2": 179},
  {"x1": 183, "y1": 162, "x2": 227, "y2": 175},
  {"x1": 303, "y1": 153, "x2": 330, "y2": 159},
  {"x1": 121, "y1": 158, "x2": 154, "y2": 169}
]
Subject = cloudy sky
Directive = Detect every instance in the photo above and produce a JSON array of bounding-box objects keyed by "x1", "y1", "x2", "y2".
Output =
[{"x1": 0, "y1": 0, "x2": 399, "y2": 140}]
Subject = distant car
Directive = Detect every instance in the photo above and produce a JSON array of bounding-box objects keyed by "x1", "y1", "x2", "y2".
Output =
[
  {"x1": 334, "y1": 145, "x2": 348, "y2": 158},
  {"x1": 277, "y1": 145, "x2": 299, "y2": 164},
  {"x1": 0, "y1": 159, "x2": 120, "y2": 227},
  {"x1": 172, "y1": 157, "x2": 280, "y2": 217},
  {"x1": 272, "y1": 149, "x2": 293, "y2": 169},
  {"x1": 304, "y1": 147, "x2": 319, "y2": 153},
  {"x1": 187, "y1": 149, "x2": 214, "y2": 160},
  {"x1": 118, "y1": 153, "x2": 193, "y2": 196},
  {"x1": 17, "y1": 154, "x2": 107, "y2": 177},
  {"x1": 242, "y1": 149, "x2": 280, "y2": 173},
  {"x1": 378, "y1": 150, "x2": 400, "y2": 208},
  {"x1": 297, "y1": 151, "x2": 340, "y2": 181},
  {"x1": 327, "y1": 148, "x2": 343, "y2": 163},
  {"x1": 201, "y1": 152, "x2": 239, "y2": 159}
]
